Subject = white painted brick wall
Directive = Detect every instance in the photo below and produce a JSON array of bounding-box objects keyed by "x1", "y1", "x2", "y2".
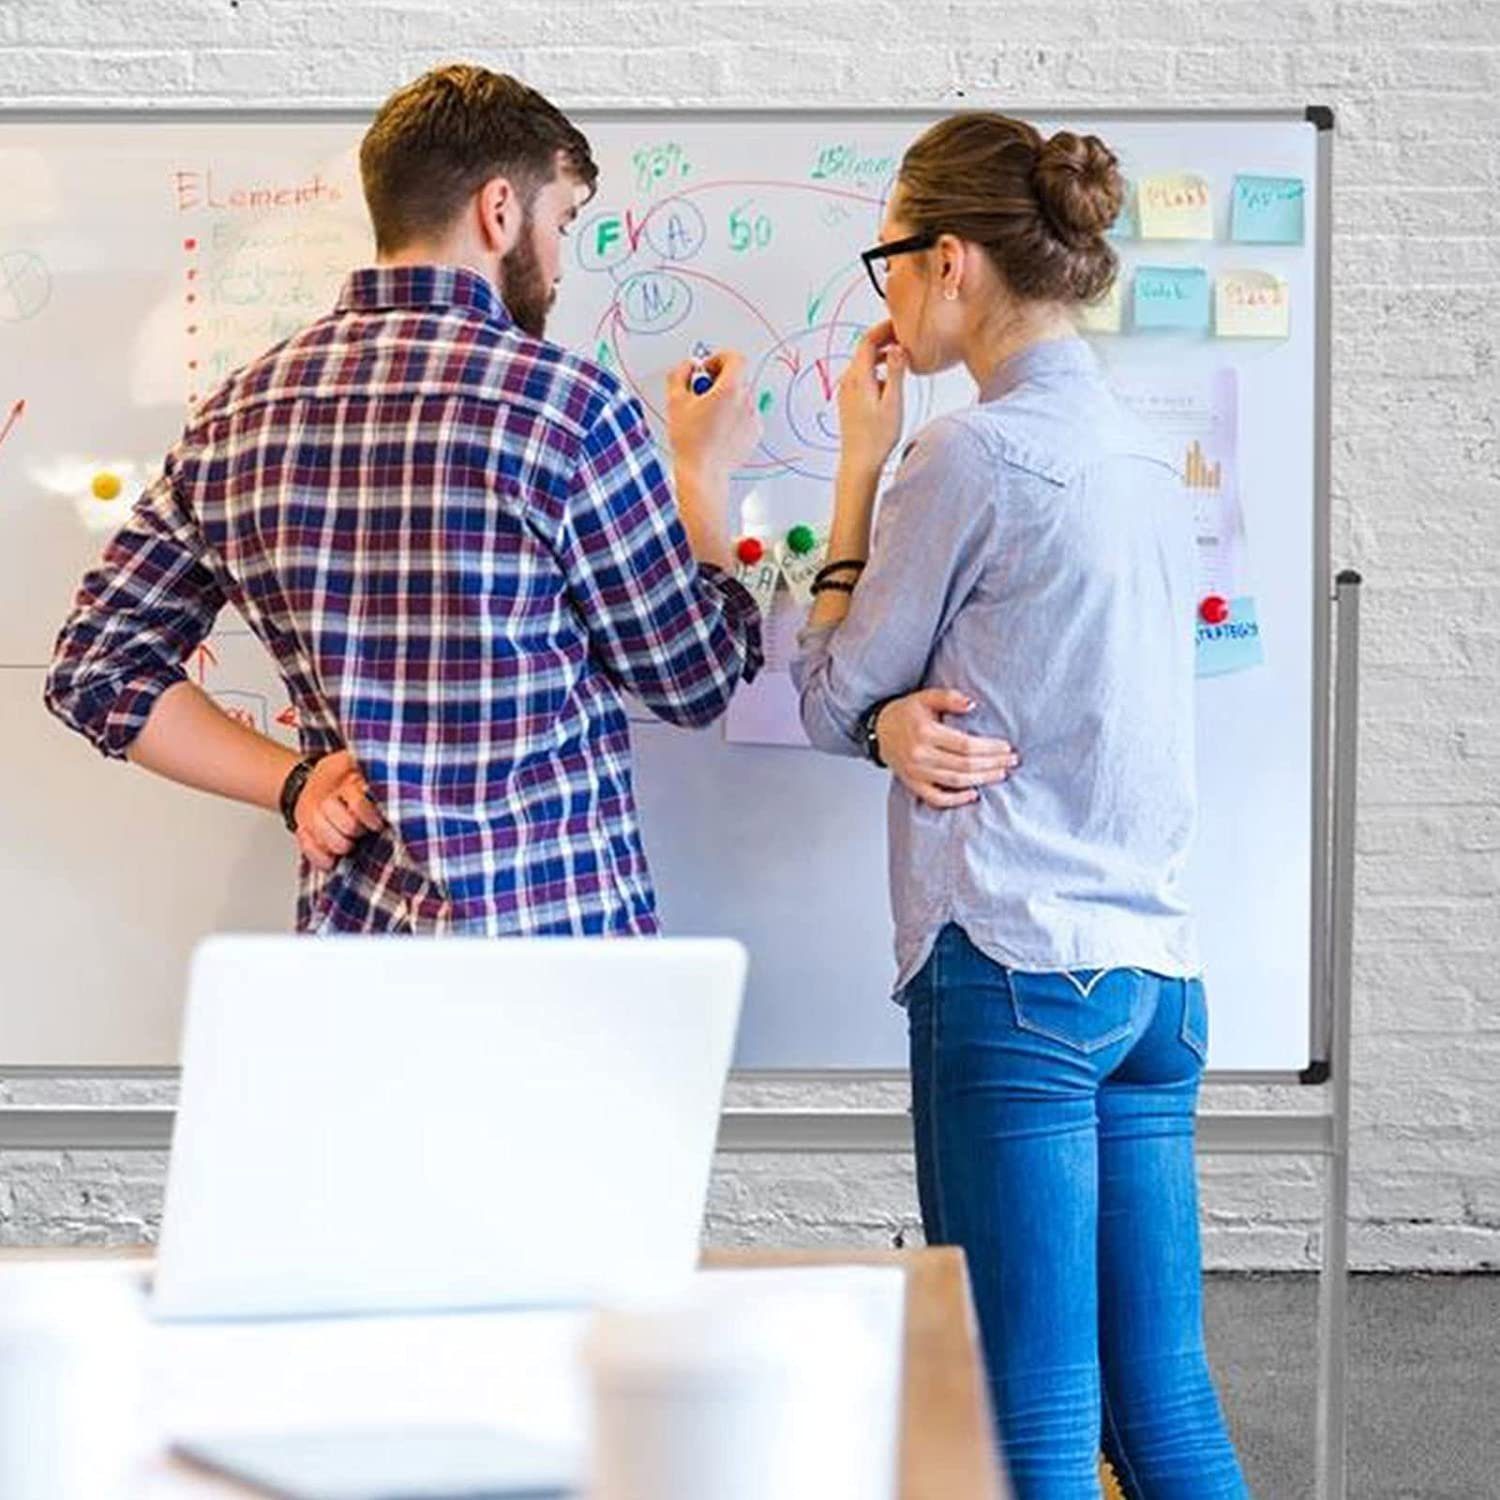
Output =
[{"x1": 2, "y1": 0, "x2": 1497, "y2": 1271}]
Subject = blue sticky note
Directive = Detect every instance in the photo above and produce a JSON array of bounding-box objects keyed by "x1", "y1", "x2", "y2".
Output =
[
  {"x1": 1133, "y1": 266, "x2": 1210, "y2": 332},
  {"x1": 1197, "y1": 597, "x2": 1264, "y2": 676},
  {"x1": 1231, "y1": 175, "x2": 1305, "y2": 244}
]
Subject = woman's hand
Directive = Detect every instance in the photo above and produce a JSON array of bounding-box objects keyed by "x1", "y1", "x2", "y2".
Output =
[
  {"x1": 294, "y1": 750, "x2": 384, "y2": 872},
  {"x1": 876, "y1": 690, "x2": 1020, "y2": 810},
  {"x1": 837, "y1": 320, "x2": 907, "y2": 477}
]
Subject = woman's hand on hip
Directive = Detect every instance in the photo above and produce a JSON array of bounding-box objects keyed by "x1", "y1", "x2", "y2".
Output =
[
  {"x1": 837, "y1": 320, "x2": 907, "y2": 477},
  {"x1": 877, "y1": 690, "x2": 1020, "y2": 810}
]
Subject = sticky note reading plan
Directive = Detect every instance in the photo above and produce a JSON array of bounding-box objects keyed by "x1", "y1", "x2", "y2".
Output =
[
  {"x1": 1077, "y1": 279, "x2": 1123, "y2": 334},
  {"x1": 1138, "y1": 173, "x2": 1214, "y2": 239},
  {"x1": 1231, "y1": 175, "x2": 1305, "y2": 244},
  {"x1": 1134, "y1": 266, "x2": 1210, "y2": 332},
  {"x1": 1216, "y1": 270, "x2": 1290, "y2": 339}
]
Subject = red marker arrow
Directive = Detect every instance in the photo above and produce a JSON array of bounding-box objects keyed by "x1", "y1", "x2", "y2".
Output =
[{"x1": 813, "y1": 357, "x2": 835, "y2": 403}]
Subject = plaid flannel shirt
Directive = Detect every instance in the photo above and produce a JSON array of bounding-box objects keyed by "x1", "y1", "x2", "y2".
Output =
[{"x1": 46, "y1": 265, "x2": 762, "y2": 934}]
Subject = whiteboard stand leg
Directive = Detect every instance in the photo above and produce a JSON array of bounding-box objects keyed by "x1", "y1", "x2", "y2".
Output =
[{"x1": 1316, "y1": 571, "x2": 1360, "y2": 1500}]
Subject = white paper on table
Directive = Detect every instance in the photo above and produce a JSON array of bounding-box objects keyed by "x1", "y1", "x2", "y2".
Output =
[
  {"x1": 136, "y1": 1307, "x2": 590, "y2": 1497},
  {"x1": 133, "y1": 1266, "x2": 905, "y2": 1498}
]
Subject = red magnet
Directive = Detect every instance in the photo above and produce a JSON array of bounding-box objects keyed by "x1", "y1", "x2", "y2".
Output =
[
  {"x1": 1199, "y1": 594, "x2": 1230, "y2": 626},
  {"x1": 736, "y1": 536, "x2": 765, "y2": 566}
]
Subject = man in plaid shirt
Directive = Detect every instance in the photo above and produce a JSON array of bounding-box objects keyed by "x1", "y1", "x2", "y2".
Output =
[{"x1": 45, "y1": 65, "x2": 763, "y2": 935}]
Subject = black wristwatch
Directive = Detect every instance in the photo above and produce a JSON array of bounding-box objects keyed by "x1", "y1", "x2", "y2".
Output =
[
  {"x1": 858, "y1": 699, "x2": 892, "y2": 768},
  {"x1": 278, "y1": 756, "x2": 319, "y2": 833}
]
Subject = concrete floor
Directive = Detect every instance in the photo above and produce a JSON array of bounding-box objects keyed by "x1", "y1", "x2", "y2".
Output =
[{"x1": 1203, "y1": 1274, "x2": 1499, "y2": 1499}]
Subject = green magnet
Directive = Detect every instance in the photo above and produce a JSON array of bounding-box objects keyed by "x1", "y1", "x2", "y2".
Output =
[
  {"x1": 786, "y1": 524, "x2": 818, "y2": 556},
  {"x1": 758, "y1": 389, "x2": 774, "y2": 413}
]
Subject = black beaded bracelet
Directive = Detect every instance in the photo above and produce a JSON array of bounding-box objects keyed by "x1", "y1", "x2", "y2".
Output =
[
  {"x1": 278, "y1": 757, "x2": 319, "y2": 833},
  {"x1": 810, "y1": 578, "x2": 857, "y2": 596},
  {"x1": 812, "y1": 558, "x2": 866, "y2": 589}
]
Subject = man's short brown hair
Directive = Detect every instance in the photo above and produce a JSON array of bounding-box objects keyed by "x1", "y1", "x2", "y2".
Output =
[{"x1": 359, "y1": 64, "x2": 598, "y2": 253}]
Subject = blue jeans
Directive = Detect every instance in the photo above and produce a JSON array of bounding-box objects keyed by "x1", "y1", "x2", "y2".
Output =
[{"x1": 905, "y1": 924, "x2": 1249, "y2": 1500}]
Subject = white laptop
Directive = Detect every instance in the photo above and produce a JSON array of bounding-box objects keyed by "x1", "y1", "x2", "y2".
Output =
[{"x1": 152, "y1": 935, "x2": 746, "y2": 1321}]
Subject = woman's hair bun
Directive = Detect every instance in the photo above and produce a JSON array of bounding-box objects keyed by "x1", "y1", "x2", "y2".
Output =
[
  {"x1": 1032, "y1": 131, "x2": 1124, "y2": 245},
  {"x1": 897, "y1": 111, "x2": 1123, "y2": 306}
]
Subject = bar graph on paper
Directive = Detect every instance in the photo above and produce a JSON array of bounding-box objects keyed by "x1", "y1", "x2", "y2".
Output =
[{"x1": 1119, "y1": 368, "x2": 1264, "y2": 675}]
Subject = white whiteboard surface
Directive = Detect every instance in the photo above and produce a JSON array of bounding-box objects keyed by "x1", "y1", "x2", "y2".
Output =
[{"x1": 0, "y1": 110, "x2": 1327, "y2": 1070}]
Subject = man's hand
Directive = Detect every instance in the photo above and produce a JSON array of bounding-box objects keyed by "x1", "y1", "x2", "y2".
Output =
[
  {"x1": 876, "y1": 689, "x2": 1019, "y2": 810},
  {"x1": 294, "y1": 750, "x2": 384, "y2": 872},
  {"x1": 665, "y1": 350, "x2": 761, "y2": 482},
  {"x1": 664, "y1": 350, "x2": 761, "y2": 571}
]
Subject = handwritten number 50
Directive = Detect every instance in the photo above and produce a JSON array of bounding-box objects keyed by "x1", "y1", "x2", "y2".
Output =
[{"x1": 728, "y1": 203, "x2": 772, "y2": 253}]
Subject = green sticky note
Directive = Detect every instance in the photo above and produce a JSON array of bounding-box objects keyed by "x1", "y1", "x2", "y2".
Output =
[
  {"x1": 1134, "y1": 266, "x2": 1211, "y2": 332},
  {"x1": 1231, "y1": 176, "x2": 1305, "y2": 244}
]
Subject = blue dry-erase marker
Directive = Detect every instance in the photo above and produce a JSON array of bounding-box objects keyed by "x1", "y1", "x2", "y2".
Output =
[{"x1": 689, "y1": 340, "x2": 715, "y2": 396}]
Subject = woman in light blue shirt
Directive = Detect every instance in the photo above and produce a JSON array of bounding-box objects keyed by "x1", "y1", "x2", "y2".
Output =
[{"x1": 793, "y1": 114, "x2": 1250, "y2": 1499}]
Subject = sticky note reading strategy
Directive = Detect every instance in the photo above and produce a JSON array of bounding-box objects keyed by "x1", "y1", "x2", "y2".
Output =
[
  {"x1": 1134, "y1": 266, "x2": 1210, "y2": 332},
  {"x1": 1138, "y1": 173, "x2": 1214, "y2": 240},
  {"x1": 1216, "y1": 270, "x2": 1290, "y2": 339},
  {"x1": 1231, "y1": 175, "x2": 1305, "y2": 244}
]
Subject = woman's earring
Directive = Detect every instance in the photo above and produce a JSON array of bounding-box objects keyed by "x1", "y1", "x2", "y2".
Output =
[{"x1": 943, "y1": 287, "x2": 958, "y2": 301}]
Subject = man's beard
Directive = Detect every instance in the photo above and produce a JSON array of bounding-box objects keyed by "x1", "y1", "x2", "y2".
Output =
[{"x1": 498, "y1": 220, "x2": 556, "y2": 338}]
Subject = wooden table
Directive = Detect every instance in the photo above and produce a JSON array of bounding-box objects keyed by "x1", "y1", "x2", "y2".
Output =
[{"x1": 0, "y1": 1245, "x2": 1007, "y2": 1499}]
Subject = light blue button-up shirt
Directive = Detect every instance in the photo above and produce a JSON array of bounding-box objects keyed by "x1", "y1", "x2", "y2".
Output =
[{"x1": 793, "y1": 336, "x2": 1201, "y2": 993}]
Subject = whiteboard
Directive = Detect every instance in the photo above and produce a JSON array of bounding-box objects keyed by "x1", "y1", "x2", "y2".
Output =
[{"x1": 0, "y1": 110, "x2": 1329, "y2": 1071}]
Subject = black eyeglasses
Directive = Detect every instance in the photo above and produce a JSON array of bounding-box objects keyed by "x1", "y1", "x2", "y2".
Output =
[{"x1": 860, "y1": 231, "x2": 939, "y2": 299}]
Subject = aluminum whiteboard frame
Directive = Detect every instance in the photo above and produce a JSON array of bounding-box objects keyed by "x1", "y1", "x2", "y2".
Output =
[{"x1": 0, "y1": 104, "x2": 1334, "y2": 1083}]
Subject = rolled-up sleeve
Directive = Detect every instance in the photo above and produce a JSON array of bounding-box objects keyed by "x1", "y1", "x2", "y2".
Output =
[
  {"x1": 555, "y1": 390, "x2": 762, "y2": 729},
  {"x1": 793, "y1": 417, "x2": 995, "y2": 755},
  {"x1": 44, "y1": 453, "x2": 225, "y2": 759}
]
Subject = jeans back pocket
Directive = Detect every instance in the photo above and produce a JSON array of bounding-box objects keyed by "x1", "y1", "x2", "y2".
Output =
[
  {"x1": 1179, "y1": 979, "x2": 1210, "y2": 1065},
  {"x1": 1003, "y1": 967, "x2": 1144, "y2": 1055}
]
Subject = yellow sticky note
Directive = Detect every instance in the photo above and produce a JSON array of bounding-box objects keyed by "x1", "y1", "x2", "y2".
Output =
[
  {"x1": 1076, "y1": 279, "x2": 1123, "y2": 334},
  {"x1": 1138, "y1": 173, "x2": 1214, "y2": 240},
  {"x1": 1215, "y1": 270, "x2": 1290, "y2": 339}
]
